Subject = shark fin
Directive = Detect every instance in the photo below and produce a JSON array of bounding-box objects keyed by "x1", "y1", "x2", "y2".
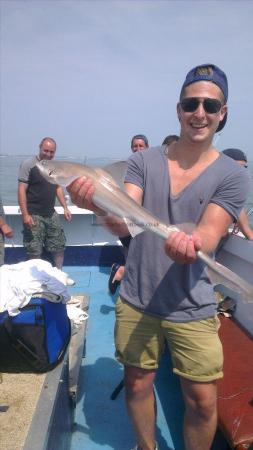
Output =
[
  {"x1": 94, "y1": 167, "x2": 119, "y2": 187},
  {"x1": 103, "y1": 160, "x2": 127, "y2": 190}
]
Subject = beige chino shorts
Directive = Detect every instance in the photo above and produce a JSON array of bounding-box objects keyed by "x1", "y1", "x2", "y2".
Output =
[{"x1": 115, "y1": 297, "x2": 223, "y2": 382}]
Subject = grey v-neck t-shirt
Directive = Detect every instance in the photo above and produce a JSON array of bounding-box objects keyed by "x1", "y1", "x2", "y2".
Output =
[{"x1": 119, "y1": 146, "x2": 250, "y2": 322}]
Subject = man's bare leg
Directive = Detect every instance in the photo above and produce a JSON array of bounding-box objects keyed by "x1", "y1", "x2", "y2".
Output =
[
  {"x1": 181, "y1": 378, "x2": 218, "y2": 450},
  {"x1": 113, "y1": 265, "x2": 125, "y2": 282},
  {"x1": 124, "y1": 366, "x2": 157, "y2": 450},
  {"x1": 52, "y1": 250, "x2": 64, "y2": 270}
]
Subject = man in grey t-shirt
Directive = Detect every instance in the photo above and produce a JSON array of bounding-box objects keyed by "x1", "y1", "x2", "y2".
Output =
[
  {"x1": 67, "y1": 64, "x2": 250, "y2": 450},
  {"x1": 18, "y1": 137, "x2": 71, "y2": 269},
  {"x1": 222, "y1": 148, "x2": 253, "y2": 240}
]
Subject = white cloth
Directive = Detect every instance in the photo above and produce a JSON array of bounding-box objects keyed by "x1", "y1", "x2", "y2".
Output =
[
  {"x1": 66, "y1": 303, "x2": 89, "y2": 325},
  {"x1": 0, "y1": 259, "x2": 71, "y2": 316}
]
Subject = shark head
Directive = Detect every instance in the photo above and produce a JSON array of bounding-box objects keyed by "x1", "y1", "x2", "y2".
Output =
[{"x1": 36, "y1": 160, "x2": 59, "y2": 185}]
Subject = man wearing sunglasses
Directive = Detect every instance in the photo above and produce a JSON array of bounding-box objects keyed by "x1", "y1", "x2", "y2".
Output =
[{"x1": 67, "y1": 64, "x2": 250, "y2": 450}]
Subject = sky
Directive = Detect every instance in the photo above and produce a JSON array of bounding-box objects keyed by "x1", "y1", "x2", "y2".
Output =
[{"x1": 1, "y1": 0, "x2": 253, "y2": 161}]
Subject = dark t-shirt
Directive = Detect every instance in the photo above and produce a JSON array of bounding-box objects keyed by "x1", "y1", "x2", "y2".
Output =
[{"x1": 18, "y1": 156, "x2": 57, "y2": 217}]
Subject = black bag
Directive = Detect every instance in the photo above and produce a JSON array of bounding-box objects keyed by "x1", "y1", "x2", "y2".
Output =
[{"x1": 0, "y1": 296, "x2": 71, "y2": 373}]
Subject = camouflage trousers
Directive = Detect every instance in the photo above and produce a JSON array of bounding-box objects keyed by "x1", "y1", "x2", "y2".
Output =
[{"x1": 23, "y1": 212, "x2": 66, "y2": 257}]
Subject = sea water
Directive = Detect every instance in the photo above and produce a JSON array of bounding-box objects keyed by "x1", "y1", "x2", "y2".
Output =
[
  {"x1": 1, "y1": 154, "x2": 253, "y2": 225},
  {"x1": 0, "y1": 154, "x2": 120, "y2": 205}
]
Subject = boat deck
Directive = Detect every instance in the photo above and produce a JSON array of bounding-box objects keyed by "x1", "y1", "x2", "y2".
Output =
[
  {"x1": 67, "y1": 266, "x2": 228, "y2": 450},
  {"x1": 0, "y1": 371, "x2": 46, "y2": 450}
]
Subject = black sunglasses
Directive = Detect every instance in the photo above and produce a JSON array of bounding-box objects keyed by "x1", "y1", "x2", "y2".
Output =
[{"x1": 180, "y1": 97, "x2": 223, "y2": 114}]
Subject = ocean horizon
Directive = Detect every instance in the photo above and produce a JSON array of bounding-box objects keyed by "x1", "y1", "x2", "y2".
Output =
[
  {"x1": 0, "y1": 154, "x2": 122, "y2": 206},
  {"x1": 1, "y1": 154, "x2": 253, "y2": 227}
]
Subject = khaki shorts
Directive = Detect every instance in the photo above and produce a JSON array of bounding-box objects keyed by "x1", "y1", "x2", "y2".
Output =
[
  {"x1": 115, "y1": 297, "x2": 223, "y2": 382},
  {"x1": 23, "y1": 212, "x2": 66, "y2": 257}
]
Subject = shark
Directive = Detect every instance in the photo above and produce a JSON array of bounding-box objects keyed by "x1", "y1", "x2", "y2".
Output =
[{"x1": 36, "y1": 159, "x2": 253, "y2": 303}]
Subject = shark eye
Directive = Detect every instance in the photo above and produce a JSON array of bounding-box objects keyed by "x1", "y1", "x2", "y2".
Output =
[{"x1": 49, "y1": 170, "x2": 54, "y2": 176}]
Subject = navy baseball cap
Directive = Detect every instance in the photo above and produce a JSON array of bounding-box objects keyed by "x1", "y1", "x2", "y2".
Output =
[
  {"x1": 222, "y1": 148, "x2": 247, "y2": 162},
  {"x1": 180, "y1": 64, "x2": 228, "y2": 132}
]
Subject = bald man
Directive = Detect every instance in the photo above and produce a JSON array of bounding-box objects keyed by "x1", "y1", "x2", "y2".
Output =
[{"x1": 18, "y1": 137, "x2": 71, "y2": 269}]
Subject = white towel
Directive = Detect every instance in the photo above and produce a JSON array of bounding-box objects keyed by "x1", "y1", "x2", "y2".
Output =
[{"x1": 0, "y1": 259, "x2": 71, "y2": 316}]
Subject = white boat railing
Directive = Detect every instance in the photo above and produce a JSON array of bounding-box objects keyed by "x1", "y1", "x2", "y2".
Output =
[{"x1": 3, "y1": 205, "x2": 121, "y2": 247}]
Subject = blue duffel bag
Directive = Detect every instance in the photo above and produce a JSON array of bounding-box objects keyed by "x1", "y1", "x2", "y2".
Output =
[{"x1": 0, "y1": 296, "x2": 71, "y2": 373}]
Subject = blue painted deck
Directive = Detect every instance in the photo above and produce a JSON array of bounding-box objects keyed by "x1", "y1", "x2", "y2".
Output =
[{"x1": 66, "y1": 266, "x2": 228, "y2": 450}]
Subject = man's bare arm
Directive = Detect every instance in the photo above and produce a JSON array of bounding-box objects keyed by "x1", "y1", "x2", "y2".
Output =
[
  {"x1": 18, "y1": 182, "x2": 34, "y2": 227},
  {"x1": 0, "y1": 216, "x2": 13, "y2": 238},
  {"x1": 236, "y1": 209, "x2": 253, "y2": 240},
  {"x1": 56, "y1": 186, "x2": 71, "y2": 221},
  {"x1": 164, "y1": 203, "x2": 233, "y2": 264},
  {"x1": 67, "y1": 178, "x2": 143, "y2": 237},
  {"x1": 194, "y1": 203, "x2": 233, "y2": 253}
]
